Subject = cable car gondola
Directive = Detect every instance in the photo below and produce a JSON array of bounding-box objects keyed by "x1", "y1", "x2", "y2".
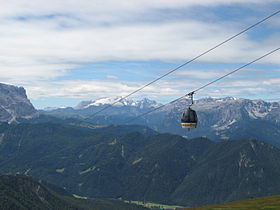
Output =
[{"x1": 181, "y1": 92, "x2": 197, "y2": 129}]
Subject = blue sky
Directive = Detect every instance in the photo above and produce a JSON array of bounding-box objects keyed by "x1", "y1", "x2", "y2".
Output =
[{"x1": 0, "y1": 0, "x2": 279, "y2": 108}]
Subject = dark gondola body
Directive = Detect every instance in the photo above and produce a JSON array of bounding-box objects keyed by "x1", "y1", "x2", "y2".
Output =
[{"x1": 181, "y1": 107, "x2": 197, "y2": 129}]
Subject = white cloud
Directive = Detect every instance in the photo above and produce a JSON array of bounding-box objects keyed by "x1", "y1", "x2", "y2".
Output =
[
  {"x1": 0, "y1": 0, "x2": 278, "y2": 105},
  {"x1": 23, "y1": 68, "x2": 279, "y2": 99},
  {"x1": 0, "y1": 0, "x2": 277, "y2": 17},
  {"x1": 24, "y1": 79, "x2": 181, "y2": 100},
  {"x1": 174, "y1": 69, "x2": 228, "y2": 79},
  {"x1": 106, "y1": 75, "x2": 118, "y2": 79}
]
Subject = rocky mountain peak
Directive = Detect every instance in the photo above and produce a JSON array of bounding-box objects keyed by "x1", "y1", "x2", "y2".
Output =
[{"x1": 0, "y1": 83, "x2": 38, "y2": 123}]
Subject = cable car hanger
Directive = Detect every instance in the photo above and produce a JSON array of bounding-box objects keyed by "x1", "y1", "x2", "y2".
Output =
[
  {"x1": 181, "y1": 92, "x2": 197, "y2": 130},
  {"x1": 188, "y1": 91, "x2": 195, "y2": 106}
]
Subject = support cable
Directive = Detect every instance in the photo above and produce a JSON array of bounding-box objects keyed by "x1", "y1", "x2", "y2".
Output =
[
  {"x1": 125, "y1": 47, "x2": 280, "y2": 123},
  {"x1": 88, "y1": 10, "x2": 280, "y2": 118}
]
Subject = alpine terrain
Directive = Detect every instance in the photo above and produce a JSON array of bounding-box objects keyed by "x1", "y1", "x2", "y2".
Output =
[
  {"x1": 43, "y1": 97, "x2": 280, "y2": 147},
  {"x1": 0, "y1": 122, "x2": 280, "y2": 206},
  {"x1": 1, "y1": 83, "x2": 280, "y2": 207}
]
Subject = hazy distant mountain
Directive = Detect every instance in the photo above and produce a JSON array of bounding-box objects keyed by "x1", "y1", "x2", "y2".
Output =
[
  {"x1": 43, "y1": 97, "x2": 161, "y2": 113},
  {"x1": 41, "y1": 97, "x2": 162, "y2": 121},
  {"x1": 74, "y1": 97, "x2": 162, "y2": 110},
  {"x1": 0, "y1": 83, "x2": 38, "y2": 123},
  {"x1": 43, "y1": 96, "x2": 280, "y2": 147},
  {"x1": 1, "y1": 122, "x2": 280, "y2": 207}
]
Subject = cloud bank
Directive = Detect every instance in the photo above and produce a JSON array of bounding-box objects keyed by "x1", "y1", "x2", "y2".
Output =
[{"x1": 0, "y1": 0, "x2": 279, "y2": 107}]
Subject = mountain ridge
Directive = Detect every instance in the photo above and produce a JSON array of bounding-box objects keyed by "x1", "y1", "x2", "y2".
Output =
[
  {"x1": 0, "y1": 122, "x2": 280, "y2": 206},
  {"x1": 0, "y1": 83, "x2": 38, "y2": 123},
  {"x1": 74, "y1": 97, "x2": 162, "y2": 110},
  {"x1": 0, "y1": 174, "x2": 148, "y2": 210},
  {"x1": 42, "y1": 96, "x2": 280, "y2": 147}
]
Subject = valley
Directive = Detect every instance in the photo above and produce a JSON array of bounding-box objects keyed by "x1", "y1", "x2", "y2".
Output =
[
  {"x1": 1, "y1": 121, "x2": 280, "y2": 207},
  {"x1": 0, "y1": 174, "x2": 148, "y2": 210}
]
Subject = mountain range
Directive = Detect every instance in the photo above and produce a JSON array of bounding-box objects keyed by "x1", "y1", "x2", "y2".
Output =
[
  {"x1": 1, "y1": 82, "x2": 278, "y2": 148},
  {"x1": 43, "y1": 96, "x2": 280, "y2": 147},
  {"x1": 1, "y1": 83, "x2": 280, "y2": 207},
  {"x1": 75, "y1": 97, "x2": 161, "y2": 110}
]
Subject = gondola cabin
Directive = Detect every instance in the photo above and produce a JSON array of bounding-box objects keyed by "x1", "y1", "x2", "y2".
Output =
[{"x1": 181, "y1": 107, "x2": 197, "y2": 129}]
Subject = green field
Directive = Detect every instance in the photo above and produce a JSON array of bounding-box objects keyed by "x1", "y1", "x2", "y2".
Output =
[
  {"x1": 184, "y1": 195, "x2": 280, "y2": 210},
  {"x1": 124, "y1": 200, "x2": 184, "y2": 209}
]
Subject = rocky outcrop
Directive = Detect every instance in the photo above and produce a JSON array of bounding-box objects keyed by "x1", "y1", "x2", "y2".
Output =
[{"x1": 0, "y1": 83, "x2": 38, "y2": 122}]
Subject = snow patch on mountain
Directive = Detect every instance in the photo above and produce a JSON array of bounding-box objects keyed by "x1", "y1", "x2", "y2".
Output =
[
  {"x1": 75, "y1": 97, "x2": 162, "y2": 110},
  {"x1": 244, "y1": 100, "x2": 278, "y2": 119},
  {"x1": 212, "y1": 119, "x2": 237, "y2": 131}
]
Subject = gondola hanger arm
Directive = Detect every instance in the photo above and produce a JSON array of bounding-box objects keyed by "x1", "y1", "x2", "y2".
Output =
[{"x1": 187, "y1": 91, "x2": 195, "y2": 106}]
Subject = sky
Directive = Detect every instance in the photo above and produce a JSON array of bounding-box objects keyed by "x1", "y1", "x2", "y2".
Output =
[{"x1": 0, "y1": 0, "x2": 279, "y2": 109}]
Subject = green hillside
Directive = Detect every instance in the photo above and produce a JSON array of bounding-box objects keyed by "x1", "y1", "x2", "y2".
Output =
[
  {"x1": 0, "y1": 174, "x2": 148, "y2": 210},
  {"x1": 185, "y1": 195, "x2": 280, "y2": 210},
  {"x1": 1, "y1": 122, "x2": 280, "y2": 207}
]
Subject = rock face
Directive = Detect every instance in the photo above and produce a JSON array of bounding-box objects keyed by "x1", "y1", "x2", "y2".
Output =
[{"x1": 0, "y1": 83, "x2": 37, "y2": 122}]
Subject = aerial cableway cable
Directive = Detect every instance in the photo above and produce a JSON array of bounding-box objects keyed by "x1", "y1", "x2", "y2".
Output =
[
  {"x1": 89, "y1": 9, "x2": 280, "y2": 118},
  {"x1": 125, "y1": 47, "x2": 280, "y2": 124}
]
